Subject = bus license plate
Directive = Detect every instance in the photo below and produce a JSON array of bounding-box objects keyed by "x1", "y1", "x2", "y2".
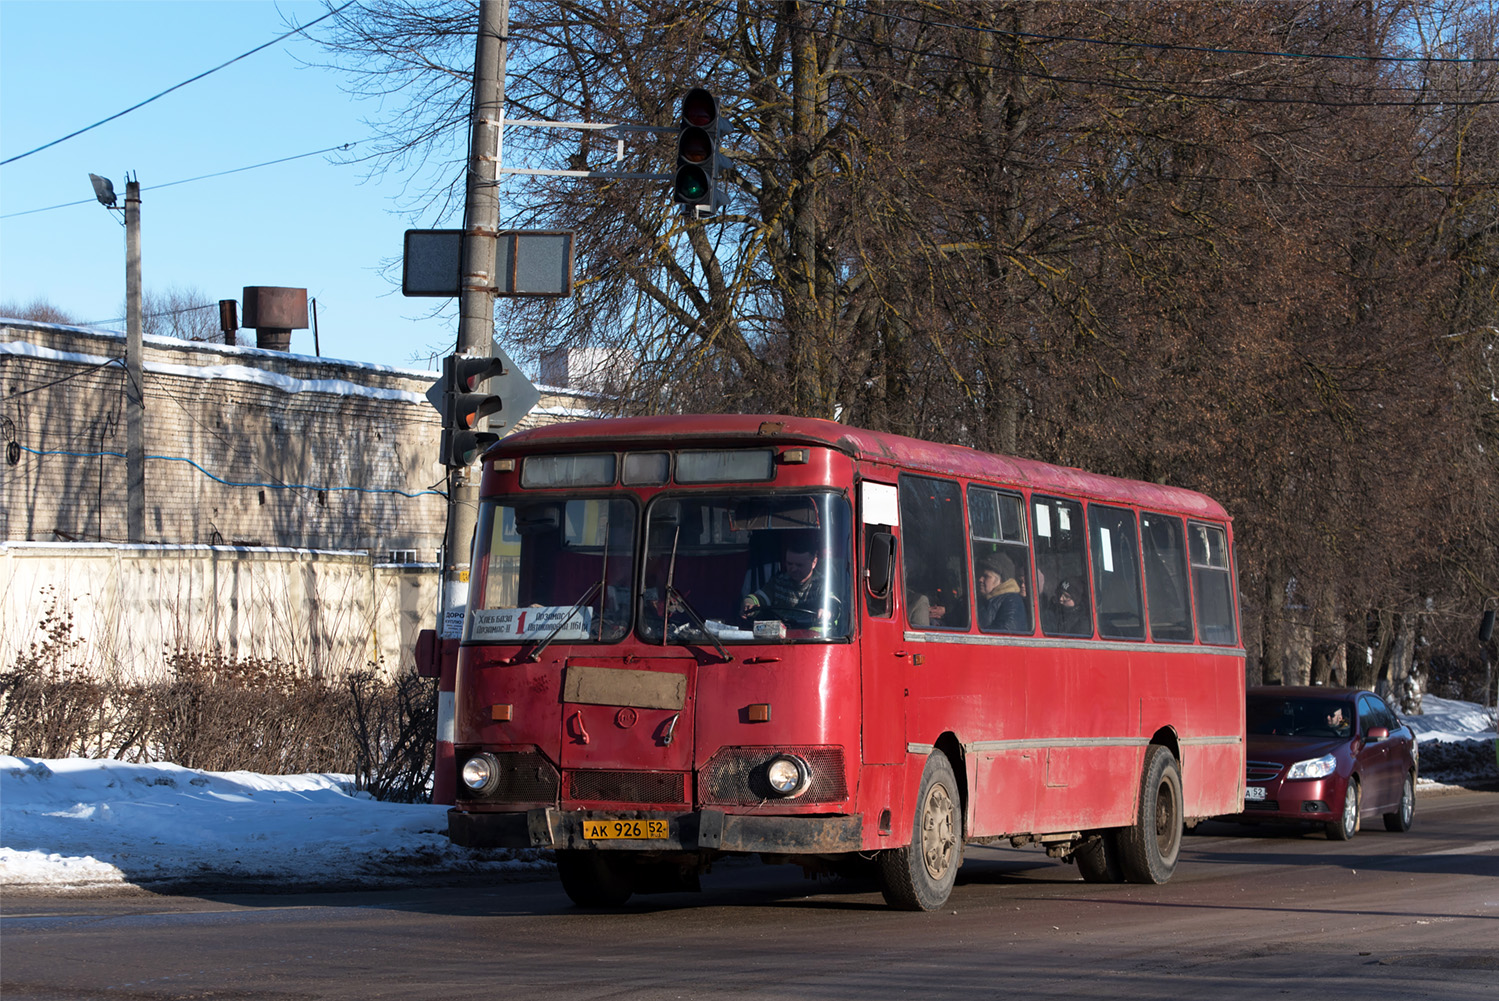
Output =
[
  {"x1": 583, "y1": 819, "x2": 668, "y2": 840},
  {"x1": 1244, "y1": 785, "x2": 1266, "y2": 801}
]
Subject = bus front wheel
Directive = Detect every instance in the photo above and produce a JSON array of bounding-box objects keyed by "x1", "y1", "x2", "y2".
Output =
[
  {"x1": 556, "y1": 850, "x2": 633, "y2": 907},
  {"x1": 1117, "y1": 745, "x2": 1183, "y2": 884},
  {"x1": 878, "y1": 752, "x2": 963, "y2": 911},
  {"x1": 1073, "y1": 831, "x2": 1124, "y2": 883}
]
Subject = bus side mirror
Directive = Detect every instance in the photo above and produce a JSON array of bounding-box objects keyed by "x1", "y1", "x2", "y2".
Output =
[
  {"x1": 414, "y1": 628, "x2": 440, "y2": 678},
  {"x1": 866, "y1": 532, "x2": 895, "y2": 598},
  {"x1": 1481, "y1": 609, "x2": 1495, "y2": 643}
]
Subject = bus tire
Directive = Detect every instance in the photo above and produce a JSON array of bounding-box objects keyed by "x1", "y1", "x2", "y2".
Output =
[
  {"x1": 877, "y1": 752, "x2": 962, "y2": 911},
  {"x1": 556, "y1": 850, "x2": 633, "y2": 907},
  {"x1": 1074, "y1": 832, "x2": 1124, "y2": 883},
  {"x1": 1117, "y1": 745, "x2": 1183, "y2": 885}
]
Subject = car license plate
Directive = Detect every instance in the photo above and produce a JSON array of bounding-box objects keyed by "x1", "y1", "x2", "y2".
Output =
[
  {"x1": 583, "y1": 819, "x2": 668, "y2": 840},
  {"x1": 1244, "y1": 785, "x2": 1267, "y2": 801}
]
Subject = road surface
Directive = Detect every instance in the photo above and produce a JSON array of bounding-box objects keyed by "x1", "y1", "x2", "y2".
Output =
[{"x1": 3, "y1": 788, "x2": 1494, "y2": 1000}]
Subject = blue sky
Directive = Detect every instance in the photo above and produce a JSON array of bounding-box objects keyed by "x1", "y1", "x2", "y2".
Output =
[{"x1": 0, "y1": 0, "x2": 469, "y2": 372}]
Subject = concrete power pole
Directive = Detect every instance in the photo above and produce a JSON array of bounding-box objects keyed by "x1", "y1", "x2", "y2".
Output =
[
  {"x1": 441, "y1": 0, "x2": 508, "y2": 637},
  {"x1": 124, "y1": 177, "x2": 145, "y2": 542}
]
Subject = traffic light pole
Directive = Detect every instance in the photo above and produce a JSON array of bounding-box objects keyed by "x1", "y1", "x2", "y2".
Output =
[{"x1": 441, "y1": 0, "x2": 509, "y2": 641}]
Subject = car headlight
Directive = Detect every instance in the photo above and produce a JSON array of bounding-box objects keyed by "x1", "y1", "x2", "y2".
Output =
[
  {"x1": 765, "y1": 754, "x2": 812, "y2": 797},
  {"x1": 461, "y1": 752, "x2": 501, "y2": 794},
  {"x1": 1286, "y1": 753, "x2": 1337, "y2": 780}
]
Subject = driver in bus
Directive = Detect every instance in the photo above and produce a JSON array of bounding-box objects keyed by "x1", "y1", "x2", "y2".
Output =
[{"x1": 741, "y1": 538, "x2": 841, "y2": 627}]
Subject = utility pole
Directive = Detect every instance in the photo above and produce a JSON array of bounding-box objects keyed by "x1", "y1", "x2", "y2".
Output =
[
  {"x1": 124, "y1": 177, "x2": 145, "y2": 542},
  {"x1": 441, "y1": 0, "x2": 508, "y2": 638}
]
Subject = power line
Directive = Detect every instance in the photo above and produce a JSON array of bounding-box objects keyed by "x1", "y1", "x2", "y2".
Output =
[
  {"x1": 0, "y1": 2, "x2": 356, "y2": 166},
  {"x1": 787, "y1": 0, "x2": 1499, "y2": 65},
  {"x1": 0, "y1": 142, "x2": 358, "y2": 219},
  {"x1": 699, "y1": 1, "x2": 1499, "y2": 107}
]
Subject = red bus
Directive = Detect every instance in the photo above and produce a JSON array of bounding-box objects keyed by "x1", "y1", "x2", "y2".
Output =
[{"x1": 446, "y1": 415, "x2": 1245, "y2": 910}]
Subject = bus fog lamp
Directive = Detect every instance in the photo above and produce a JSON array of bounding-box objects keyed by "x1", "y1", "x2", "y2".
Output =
[
  {"x1": 462, "y1": 753, "x2": 501, "y2": 792},
  {"x1": 766, "y1": 754, "x2": 811, "y2": 796}
]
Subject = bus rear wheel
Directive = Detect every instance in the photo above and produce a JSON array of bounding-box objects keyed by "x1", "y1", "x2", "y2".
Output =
[
  {"x1": 878, "y1": 752, "x2": 962, "y2": 911},
  {"x1": 556, "y1": 850, "x2": 633, "y2": 907},
  {"x1": 1117, "y1": 745, "x2": 1183, "y2": 885}
]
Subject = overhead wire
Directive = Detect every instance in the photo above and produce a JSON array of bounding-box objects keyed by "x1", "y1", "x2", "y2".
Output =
[
  {"x1": 0, "y1": 142, "x2": 360, "y2": 219},
  {"x1": 0, "y1": 1, "x2": 357, "y2": 166}
]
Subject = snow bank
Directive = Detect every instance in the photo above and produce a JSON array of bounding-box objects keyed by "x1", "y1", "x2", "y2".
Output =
[{"x1": 0, "y1": 757, "x2": 545, "y2": 893}]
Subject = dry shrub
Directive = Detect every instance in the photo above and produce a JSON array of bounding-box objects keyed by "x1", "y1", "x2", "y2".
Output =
[{"x1": 0, "y1": 600, "x2": 435, "y2": 801}]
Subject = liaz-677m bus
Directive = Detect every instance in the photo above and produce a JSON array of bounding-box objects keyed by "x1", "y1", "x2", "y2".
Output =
[{"x1": 445, "y1": 415, "x2": 1245, "y2": 910}]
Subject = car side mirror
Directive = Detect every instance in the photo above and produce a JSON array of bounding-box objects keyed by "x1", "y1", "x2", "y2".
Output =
[{"x1": 1368, "y1": 727, "x2": 1389, "y2": 742}]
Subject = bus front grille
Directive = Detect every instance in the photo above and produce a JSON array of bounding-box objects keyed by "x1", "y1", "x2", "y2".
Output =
[{"x1": 568, "y1": 769, "x2": 687, "y2": 805}]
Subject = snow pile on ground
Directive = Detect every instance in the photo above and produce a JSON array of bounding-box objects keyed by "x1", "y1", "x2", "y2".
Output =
[
  {"x1": 1405, "y1": 695, "x2": 1497, "y2": 786},
  {"x1": 1407, "y1": 694, "x2": 1497, "y2": 743},
  {"x1": 0, "y1": 757, "x2": 546, "y2": 894}
]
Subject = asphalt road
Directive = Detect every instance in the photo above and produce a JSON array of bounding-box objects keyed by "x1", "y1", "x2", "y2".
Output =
[{"x1": 3, "y1": 788, "x2": 1495, "y2": 1001}]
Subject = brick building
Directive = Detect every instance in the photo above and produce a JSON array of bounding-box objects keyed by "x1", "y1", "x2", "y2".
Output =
[{"x1": 0, "y1": 319, "x2": 592, "y2": 555}]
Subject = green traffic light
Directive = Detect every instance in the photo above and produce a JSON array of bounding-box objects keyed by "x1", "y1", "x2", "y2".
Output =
[{"x1": 674, "y1": 165, "x2": 709, "y2": 201}]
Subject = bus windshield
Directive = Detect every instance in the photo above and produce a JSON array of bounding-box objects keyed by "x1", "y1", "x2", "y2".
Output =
[
  {"x1": 641, "y1": 492, "x2": 852, "y2": 644},
  {"x1": 468, "y1": 497, "x2": 637, "y2": 644},
  {"x1": 465, "y1": 491, "x2": 852, "y2": 645}
]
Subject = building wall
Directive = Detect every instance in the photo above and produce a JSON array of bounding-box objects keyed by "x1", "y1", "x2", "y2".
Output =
[
  {"x1": 0, "y1": 543, "x2": 436, "y2": 681},
  {"x1": 1, "y1": 319, "x2": 595, "y2": 679},
  {"x1": 1, "y1": 320, "x2": 593, "y2": 555}
]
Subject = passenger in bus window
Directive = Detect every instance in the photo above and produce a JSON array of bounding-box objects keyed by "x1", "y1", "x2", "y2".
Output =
[
  {"x1": 975, "y1": 554, "x2": 1028, "y2": 633},
  {"x1": 742, "y1": 538, "x2": 842, "y2": 629},
  {"x1": 1048, "y1": 577, "x2": 1090, "y2": 635}
]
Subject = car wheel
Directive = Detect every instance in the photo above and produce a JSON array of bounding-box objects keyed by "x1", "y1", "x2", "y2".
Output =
[
  {"x1": 1383, "y1": 772, "x2": 1415, "y2": 832},
  {"x1": 1117, "y1": 746, "x2": 1183, "y2": 884},
  {"x1": 556, "y1": 850, "x2": 633, "y2": 907},
  {"x1": 877, "y1": 752, "x2": 962, "y2": 911},
  {"x1": 1327, "y1": 778, "x2": 1359, "y2": 841},
  {"x1": 1073, "y1": 831, "x2": 1124, "y2": 883}
]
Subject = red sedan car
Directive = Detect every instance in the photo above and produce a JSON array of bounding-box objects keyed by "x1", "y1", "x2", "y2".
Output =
[{"x1": 1230, "y1": 686, "x2": 1418, "y2": 840}]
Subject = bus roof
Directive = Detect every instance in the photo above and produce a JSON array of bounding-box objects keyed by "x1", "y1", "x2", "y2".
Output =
[{"x1": 493, "y1": 414, "x2": 1229, "y2": 521}]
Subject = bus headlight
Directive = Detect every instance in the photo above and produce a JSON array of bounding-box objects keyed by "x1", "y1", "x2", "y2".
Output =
[
  {"x1": 765, "y1": 754, "x2": 812, "y2": 797},
  {"x1": 461, "y1": 752, "x2": 502, "y2": 795}
]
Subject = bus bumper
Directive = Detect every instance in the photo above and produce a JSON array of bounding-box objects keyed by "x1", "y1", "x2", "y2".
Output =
[{"x1": 448, "y1": 807, "x2": 862, "y2": 854}]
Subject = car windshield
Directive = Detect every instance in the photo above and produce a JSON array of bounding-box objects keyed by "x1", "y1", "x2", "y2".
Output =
[
  {"x1": 1246, "y1": 696, "x2": 1355, "y2": 739},
  {"x1": 640, "y1": 492, "x2": 852, "y2": 644}
]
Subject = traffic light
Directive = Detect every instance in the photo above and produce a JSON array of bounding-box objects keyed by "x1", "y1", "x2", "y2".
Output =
[
  {"x1": 673, "y1": 87, "x2": 723, "y2": 217},
  {"x1": 439, "y1": 352, "x2": 505, "y2": 467}
]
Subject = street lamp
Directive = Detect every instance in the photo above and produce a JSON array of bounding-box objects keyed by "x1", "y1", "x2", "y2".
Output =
[{"x1": 88, "y1": 171, "x2": 144, "y2": 542}]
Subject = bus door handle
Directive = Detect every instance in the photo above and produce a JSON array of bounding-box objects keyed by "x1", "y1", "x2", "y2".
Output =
[
  {"x1": 568, "y1": 710, "x2": 590, "y2": 745},
  {"x1": 659, "y1": 712, "x2": 681, "y2": 747}
]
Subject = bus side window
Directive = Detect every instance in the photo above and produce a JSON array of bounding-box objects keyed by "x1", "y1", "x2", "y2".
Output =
[
  {"x1": 1089, "y1": 504, "x2": 1145, "y2": 641},
  {"x1": 1141, "y1": 513, "x2": 1193, "y2": 642},
  {"x1": 1033, "y1": 496, "x2": 1092, "y2": 637},
  {"x1": 863, "y1": 525, "x2": 894, "y2": 618},
  {"x1": 968, "y1": 485, "x2": 1034, "y2": 634},
  {"x1": 1189, "y1": 522, "x2": 1238, "y2": 646},
  {"x1": 898, "y1": 475, "x2": 970, "y2": 630}
]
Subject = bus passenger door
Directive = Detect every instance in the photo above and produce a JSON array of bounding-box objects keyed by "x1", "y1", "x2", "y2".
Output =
[{"x1": 858, "y1": 486, "x2": 905, "y2": 766}]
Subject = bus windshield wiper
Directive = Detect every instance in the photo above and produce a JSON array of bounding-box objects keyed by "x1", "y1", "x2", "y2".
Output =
[
  {"x1": 664, "y1": 585, "x2": 732, "y2": 663},
  {"x1": 525, "y1": 580, "x2": 601, "y2": 663}
]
